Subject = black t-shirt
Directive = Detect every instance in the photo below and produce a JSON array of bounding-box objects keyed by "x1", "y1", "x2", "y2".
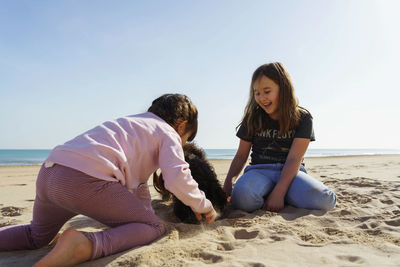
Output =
[{"x1": 237, "y1": 111, "x2": 315, "y2": 164}]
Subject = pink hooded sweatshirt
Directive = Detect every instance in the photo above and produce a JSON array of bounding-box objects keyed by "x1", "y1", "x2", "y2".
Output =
[{"x1": 46, "y1": 112, "x2": 212, "y2": 214}]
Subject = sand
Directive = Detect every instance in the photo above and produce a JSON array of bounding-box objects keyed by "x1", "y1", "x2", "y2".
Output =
[{"x1": 1, "y1": 155, "x2": 400, "y2": 266}]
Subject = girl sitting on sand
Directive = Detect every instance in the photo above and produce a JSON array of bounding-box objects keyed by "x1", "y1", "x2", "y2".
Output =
[
  {"x1": 0, "y1": 93, "x2": 217, "y2": 266},
  {"x1": 223, "y1": 62, "x2": 336, "y2": 213}
]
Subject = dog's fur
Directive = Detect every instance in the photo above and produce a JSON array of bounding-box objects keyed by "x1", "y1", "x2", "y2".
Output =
[{"x1": 153, "y1": 143, "x2": 227, "y2": 224}]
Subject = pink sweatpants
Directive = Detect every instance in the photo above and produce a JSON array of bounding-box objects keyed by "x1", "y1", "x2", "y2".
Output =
[{"x1": 0, "y1": 164, "x2": 165, "y2": 260}]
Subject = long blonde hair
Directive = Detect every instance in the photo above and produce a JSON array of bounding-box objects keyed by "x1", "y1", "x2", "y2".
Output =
[{"x1": 239, "y1": 62, "x2": 305, "y2": 136}]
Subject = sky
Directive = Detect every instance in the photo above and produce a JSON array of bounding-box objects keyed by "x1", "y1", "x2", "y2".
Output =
[{"x1": 0, "y1": 0, "x2": 399, "y2": 149}]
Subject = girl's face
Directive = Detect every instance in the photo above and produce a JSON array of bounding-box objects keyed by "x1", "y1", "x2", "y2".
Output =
[{"x1": 253, "y1": 75, "x2": 280, "y2": 120}]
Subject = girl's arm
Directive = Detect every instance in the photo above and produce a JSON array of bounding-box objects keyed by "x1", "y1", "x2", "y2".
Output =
[
  {"x1": 263, "y1": 137, "x2": 310, "y2": 212},
  {"x1": 223, "y1": 139, "x2": 251, "y2": 196},
  {"x1": 159, "y1": 135, "x2": 214, "y2": 215}
]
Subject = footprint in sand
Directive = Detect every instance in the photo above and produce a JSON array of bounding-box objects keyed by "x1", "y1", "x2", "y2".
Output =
[
  {"x1": 369, "y1": 222, "x2": 380, "y2": 228},
  {"x1": 244, "y1": 262, "x2": 267, "y2": 267},
  {"x1": 324, "y1": 227, "x2": 343, "y2": 236},
  {"x1": 349, "y1": 195, "x2": 371, "y2": 204},
  {"x1": 358, "y1": 216, "x2": 374, "y2": 222},
  {"x1": 195, "y1": 251, "x2": 223, "y2": 264},
  {"x1": 384, "y1": 218, "x2": 400, "y2": 227},
  {"x1": 357, "y1": 221, "x2": 381, "y2": 230},
  {"x1": 365, "y1": 229, "x2": 382, "y2": 235},
  {"x1": 357, "y1": 223, "x2": 369, "y2": 230},
  {"x1": 339, "y1": 209, "x2": 352, "y2": 216},
  {"x1": 370, "y1": 190, "x2": 383, "y2": 195},
  {"x1": 392, "y1": 210, "x2": 400, "y2": 216},
  {"x1": 353, "y1": 165, "x2": 366, "y2": 169},
  {"x1": 269, "y1": 235, "x2": 285, "y2": 242},
  {"x1": 234, "y1": 229, "x2": 259, "y2": 240},
  {"x1": 217, "y1": 242, "x2": 235, "y2": 251},
  {"x1": 1, "y1": 206, "x2": 23, "y2": 217},
  {"x1": 336, "y1": 255, "x2": 365, "y2": 264},
  {"x1": 227, "y1": 210, "x2": 247, "y2": 219},
  {"x1": 380, "y1": 199, "x2": 394, "y2": 205}
]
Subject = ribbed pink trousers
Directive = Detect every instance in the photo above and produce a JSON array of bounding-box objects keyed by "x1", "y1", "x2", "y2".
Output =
[{"x1": 0, "y1": 164, "x2": 165, "y2": 260}]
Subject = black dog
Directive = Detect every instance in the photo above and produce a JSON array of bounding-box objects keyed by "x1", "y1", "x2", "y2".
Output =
[{"x1": 153, "y1": 143, "x2": 227, "y2": 224}]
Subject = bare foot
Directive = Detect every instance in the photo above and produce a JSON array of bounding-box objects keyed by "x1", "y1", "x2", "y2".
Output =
[{"x1": 33, "y1": 228, "x2": 92, "y2": 267}]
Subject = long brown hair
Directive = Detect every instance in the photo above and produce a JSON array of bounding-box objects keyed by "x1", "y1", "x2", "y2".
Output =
[
  {"x1": 149, "y1": 94, "x2": 198, "y2": 196},
  {"x1": 153, "y1": 172, "x2": 171, "y2": 200},
  {"x1": 148, "y1": 93, "x2": 198, "y2": 141},
  {"x1": 239, "y1": 62, "x2": 304, "y2": 136}
]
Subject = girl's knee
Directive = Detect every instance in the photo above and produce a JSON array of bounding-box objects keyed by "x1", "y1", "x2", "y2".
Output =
[
  {"x1": 323, "y1": 190, "x2": 337, "y2": 210},
  {"x1": 287, "y1": 187, "x2": 337, "y2": 211},
  {"x1": 316, "y1": 189, "x2": 337, "y2": 211},
  {"x1": 231, "y1": 185, "x2": 263, "y2": 212}
]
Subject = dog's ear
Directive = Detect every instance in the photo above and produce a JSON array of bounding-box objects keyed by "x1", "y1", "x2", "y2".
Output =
[{"x1": 183, "y1": 142, "x2": 206, "y2": 160}]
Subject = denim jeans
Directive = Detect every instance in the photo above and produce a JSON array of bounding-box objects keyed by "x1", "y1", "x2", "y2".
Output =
[{"x1": 231, "y1": 163, "x2": 336, "y2": 212}]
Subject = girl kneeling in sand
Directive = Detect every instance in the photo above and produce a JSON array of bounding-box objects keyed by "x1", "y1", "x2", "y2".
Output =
[
  {"x1": 223, "y1": 62, "x2": 336, "y2": 213},
  {"x1": 0, "y1": 93, "x2": 217, "y2": 266}
]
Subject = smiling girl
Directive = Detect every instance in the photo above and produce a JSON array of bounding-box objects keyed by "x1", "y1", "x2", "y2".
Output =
[{"x1": 223, "y1": 62, "x2": 336, "y2": 213}]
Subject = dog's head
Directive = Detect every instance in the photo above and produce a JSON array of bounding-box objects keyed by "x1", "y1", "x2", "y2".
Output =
[{"x1": 183, "y1": 142, "x2": 206, "y2": 161}]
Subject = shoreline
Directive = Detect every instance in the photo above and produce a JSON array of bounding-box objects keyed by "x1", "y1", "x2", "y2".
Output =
[{"x1": 1, "y1": 153, "x2": 400, "y2": 168}]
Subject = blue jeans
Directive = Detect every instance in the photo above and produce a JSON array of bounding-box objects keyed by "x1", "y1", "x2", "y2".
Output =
[{"x1": 231, "y1": 163, "x2": 337, "y2": 212}]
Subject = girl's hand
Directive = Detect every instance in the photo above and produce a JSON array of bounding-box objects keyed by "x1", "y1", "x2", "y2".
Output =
[
  {"x1": 223, "y1": 179, "x2": 233, "y2": 197},
  {"x1": 194, "y1": 207, "x2": 217, "y2": 225},
  {"x1": 262, "y1": 188, "x2": 285, "y2": 212}
]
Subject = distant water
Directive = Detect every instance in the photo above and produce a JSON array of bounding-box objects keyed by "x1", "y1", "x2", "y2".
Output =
[
  {"x1": 0, "y1": 148, "x2": 400, "y2": 166},
  {"x1": 205, "y1": 148, "x2": 400, "y2": 160},
  {"x1": 304, "y1": 148, "x2": 400, "y2": 158},
  {"x1": 0, "y1": 149, "x2": 51, "y2": 166}
]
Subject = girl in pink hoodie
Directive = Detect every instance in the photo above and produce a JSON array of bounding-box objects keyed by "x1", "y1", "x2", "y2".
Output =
[{"x1": 0, "y1": 94, "x2": 216, "y2": 266}]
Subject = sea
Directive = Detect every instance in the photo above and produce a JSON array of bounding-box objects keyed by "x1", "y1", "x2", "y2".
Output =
[{"x1": 0, "y1": 148, "x2": 400, "y2": 166}]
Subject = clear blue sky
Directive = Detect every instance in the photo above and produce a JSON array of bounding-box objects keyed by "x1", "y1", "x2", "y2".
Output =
[{"x1": 1, "y1": 0, "x2": 399, "y2": 149}]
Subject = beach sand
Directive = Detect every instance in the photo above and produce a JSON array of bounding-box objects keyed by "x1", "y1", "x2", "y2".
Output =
[{"x1": 1, "y1": 155, "x2": 399, "y2": 266}]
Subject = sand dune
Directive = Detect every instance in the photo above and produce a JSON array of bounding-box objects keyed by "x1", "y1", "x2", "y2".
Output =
[{"x1": 1, "y1": 155, "x2": 399, "y2": 266}]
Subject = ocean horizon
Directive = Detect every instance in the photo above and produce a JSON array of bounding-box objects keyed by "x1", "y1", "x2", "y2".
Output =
[{"x1": 0, "y1": 148, "x2": 400, "y2": 166}]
